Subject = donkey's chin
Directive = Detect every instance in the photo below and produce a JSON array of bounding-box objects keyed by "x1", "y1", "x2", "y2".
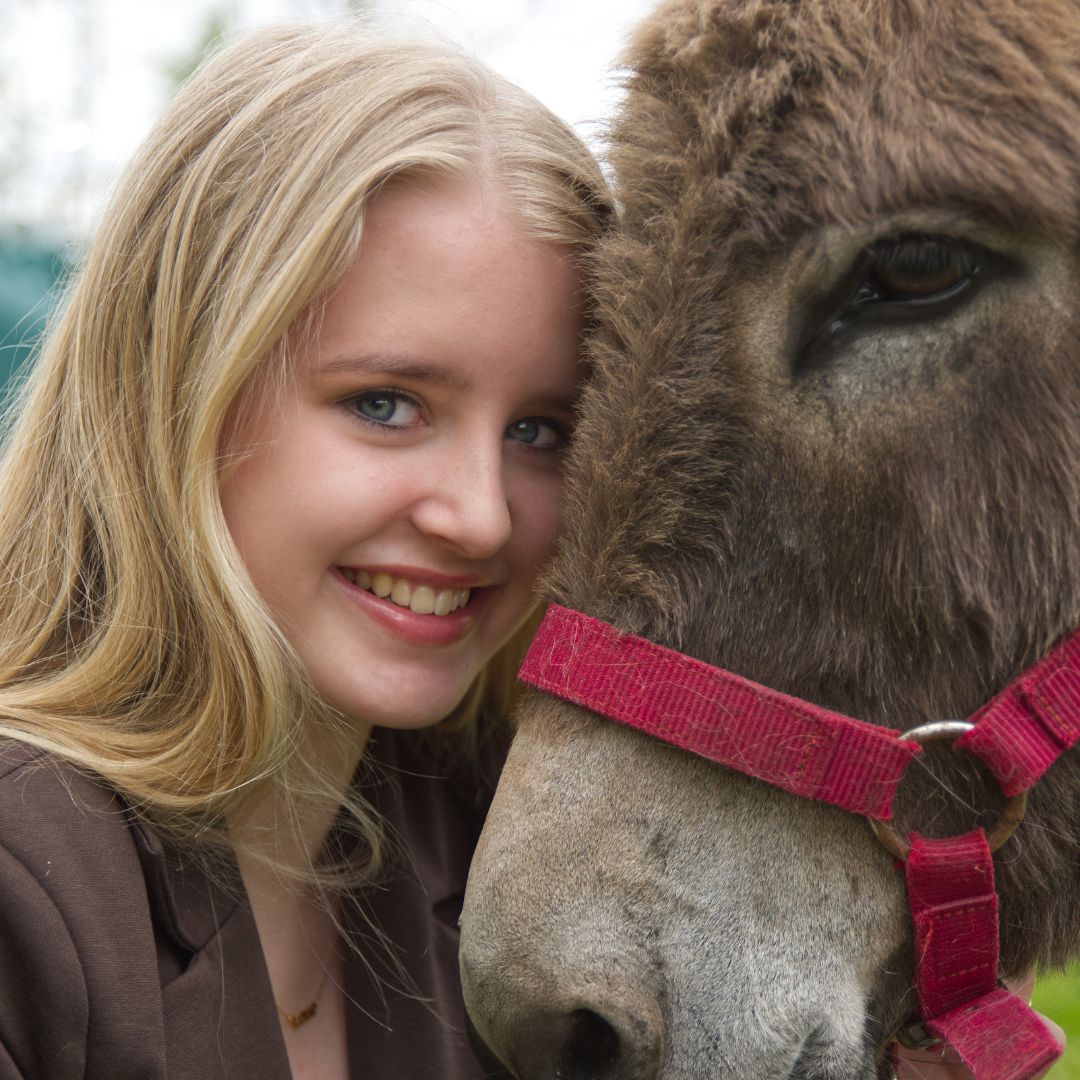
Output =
[{"x1": 782, "y1": 1028, "x2": 881, "y2": 1080}]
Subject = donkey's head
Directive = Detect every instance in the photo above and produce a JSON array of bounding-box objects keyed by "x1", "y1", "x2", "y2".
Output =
[{"x1": 460, "y1": 1, "x2": 1080, "y2": 1077}]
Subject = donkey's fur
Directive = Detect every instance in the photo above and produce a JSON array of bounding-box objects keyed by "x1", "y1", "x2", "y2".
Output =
[{"x1": 461, "y1": 1, "x2": 1080, "y2": 1076}]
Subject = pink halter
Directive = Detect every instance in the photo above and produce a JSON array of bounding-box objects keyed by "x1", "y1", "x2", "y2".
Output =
[{"x1": 520, "y1": 603, "x2": 1079, "y2": 1079}]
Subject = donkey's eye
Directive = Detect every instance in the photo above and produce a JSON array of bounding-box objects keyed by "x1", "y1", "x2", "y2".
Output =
[
  {"x1": 795, "y1": 233, "x2": 1003, "y2": 372},
  {"x1": 855, "y1": 235, "x2": 979, "y2": 306}
]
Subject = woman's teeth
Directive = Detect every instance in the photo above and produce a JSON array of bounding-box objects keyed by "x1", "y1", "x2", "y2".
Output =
[{"x1": 340, "y1": 568, "x2": 471, "y2": 616}]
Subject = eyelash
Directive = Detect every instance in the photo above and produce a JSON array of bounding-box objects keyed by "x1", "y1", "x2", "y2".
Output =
[
  {"x1": 506, "y1": 417, "x2": 570, "y2": 452},
  {"x1": 345, "y1": 389, "x2": 423, "y2": 431},
  {"x1": 343, "y1": 389, "x2": 571, "y2": 452}
]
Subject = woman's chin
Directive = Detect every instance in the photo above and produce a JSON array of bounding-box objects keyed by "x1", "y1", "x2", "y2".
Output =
[{"x1": 325, "y1": 686, "x2": 475, "y2": 734}]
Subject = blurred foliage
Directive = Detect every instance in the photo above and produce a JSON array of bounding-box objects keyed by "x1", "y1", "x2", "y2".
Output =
[
  {"x1": 0, "y1": 9, "x2": 37, "y2": 229},
  {"x1": 1034, "y1": 966, "x2": 1080, "y2": 1078},
  {"x1": 162, "y1": 1, "x2": 374, "y2": 92},
  {"x1": 163, "y1": 5, "x2": 234, "y2": 89}
]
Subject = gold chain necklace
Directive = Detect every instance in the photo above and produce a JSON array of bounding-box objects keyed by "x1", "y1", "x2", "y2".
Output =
[{"x1": 276, "y1": 966, "x2": 331, "y2": 1030}]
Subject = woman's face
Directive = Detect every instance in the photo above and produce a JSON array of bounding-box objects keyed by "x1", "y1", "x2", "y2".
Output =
[{"x1": 219, "y1": 178, "x2": 584, "y2": 729}]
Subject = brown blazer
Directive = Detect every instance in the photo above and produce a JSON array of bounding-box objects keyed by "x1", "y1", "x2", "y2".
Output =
[{"x1": 0, "y1": 731, "x2": 502, "y2": 1079}]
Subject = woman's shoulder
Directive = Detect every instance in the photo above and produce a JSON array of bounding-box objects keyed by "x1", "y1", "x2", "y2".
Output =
[
  {"x1": 0, "y1": 735, "x2": 124, "y2": 813},
  {"x1": 0, "y1": 736, "x2": 235, "y2": 956},
  {"x1": 0, "y1": 737, "x2": 143, "y2": 890},
  {"x1": 0, "y1": 738, "x2": 177, "y2": 1079}
]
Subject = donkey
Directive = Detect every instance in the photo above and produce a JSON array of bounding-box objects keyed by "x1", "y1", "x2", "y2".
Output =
[{"x1": 459, "y1": 1, "x2": 1080, "y2": 1077}]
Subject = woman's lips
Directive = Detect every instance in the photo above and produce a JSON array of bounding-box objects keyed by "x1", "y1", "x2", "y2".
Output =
[{"x1": 332, "y1": 567, "x2": 493, "y2": 646}]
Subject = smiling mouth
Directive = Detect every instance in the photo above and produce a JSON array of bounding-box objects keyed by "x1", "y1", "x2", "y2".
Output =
[{"x1": 338, "y1": 568, "x2": 473, "y2": 616}]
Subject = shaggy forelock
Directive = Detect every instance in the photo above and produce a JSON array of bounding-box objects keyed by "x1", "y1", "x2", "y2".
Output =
[{"x1": 612, "y1": 0, "x2": 1080, "y2": 247}]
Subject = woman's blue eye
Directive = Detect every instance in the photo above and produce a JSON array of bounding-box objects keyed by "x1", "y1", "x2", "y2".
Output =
[
  {"x1": 351, "y1": 391, "x2": 421, "y2": 428},
  {"x1": 506, "y1": 417, "x2": 566, "y2": 450}
]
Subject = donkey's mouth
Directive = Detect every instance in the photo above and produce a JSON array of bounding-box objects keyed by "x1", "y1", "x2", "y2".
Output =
[
  {"x1": 784, "y1": 1024, "x2": 884, "y2": 1080},
  {"x1": 464, "y1": 1013, "x2": 514, "y2": 1078}
]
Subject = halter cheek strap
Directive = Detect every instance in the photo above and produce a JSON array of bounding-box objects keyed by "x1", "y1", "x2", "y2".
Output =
[
  {"x1": 519, "y1": 604, "x2": 922, "y2": 817},
  {"x1": 520, "y1": 604, "x2": 1079, "y2": 1080},
  {"x1": 904, "y1": 832, "x2": 1060, "y2": 1080}
]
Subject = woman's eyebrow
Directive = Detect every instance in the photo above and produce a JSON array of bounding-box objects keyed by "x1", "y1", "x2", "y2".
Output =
[
  {"x1": 530, "y1": 393, "x2": 580, "y2": 415},
  {"x1": 318, "y1": 353, "x2": 579, "y2": 412},
  {"x1": 318, "y1": 353, "x2": 472, "y2": 391}
]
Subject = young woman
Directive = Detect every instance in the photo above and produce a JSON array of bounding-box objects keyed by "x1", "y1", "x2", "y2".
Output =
[{"x1": 0, "y1": 24, "x2": 609, "y2": 1080}]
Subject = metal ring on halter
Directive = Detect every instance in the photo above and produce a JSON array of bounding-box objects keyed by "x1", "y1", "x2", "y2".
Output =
[
  {"x1": 868, "y1": 720, "x2": 1028, "y2": 861},
  {"x1": 892, "y1": 1019, "x2": 941, "y2": 1052}
]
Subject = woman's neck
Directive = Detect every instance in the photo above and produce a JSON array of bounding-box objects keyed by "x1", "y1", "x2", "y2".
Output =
[
  {"x1": 230, "y1": 719, "x2": 370, "y2": 1078},
  {"x1": 230, "y1": 719, "x2": 362, "y2": 998},
  {"x1": 232, "y1": 718, "x2": 372, "y2": 877}
]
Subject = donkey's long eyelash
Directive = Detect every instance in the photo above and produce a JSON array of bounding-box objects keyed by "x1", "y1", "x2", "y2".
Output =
[{"x1": 793, "y1": 233, "x2": 1019, "y2": 375}]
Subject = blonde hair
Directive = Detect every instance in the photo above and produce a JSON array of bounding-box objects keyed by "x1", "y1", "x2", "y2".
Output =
[{"x1": 0, "y1": 23, "x2": 610, "y2": 879}]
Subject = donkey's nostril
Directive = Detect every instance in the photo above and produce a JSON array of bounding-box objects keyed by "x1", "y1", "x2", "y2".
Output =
[
  {"x1": 556, "y1": 1009, "x2": 620, "y2": 1078},
  {"x1": 464, "y1": 999, "x2": 663, "y2": 1080}
]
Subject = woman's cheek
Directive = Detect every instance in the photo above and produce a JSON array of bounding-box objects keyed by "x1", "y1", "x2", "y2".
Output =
[{"x1": 517, "y1": 468, "x2": 567, "y2": 572}]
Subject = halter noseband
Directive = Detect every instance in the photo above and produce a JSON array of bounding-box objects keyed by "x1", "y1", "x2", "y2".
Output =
[{"x1": 520, "y1": 604, "x2": 1079, "y2": 1080}]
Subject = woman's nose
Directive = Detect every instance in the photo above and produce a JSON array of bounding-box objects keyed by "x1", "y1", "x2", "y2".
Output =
[{"x1": 412, "y1": 438, "x2": 513, "y2": 557}]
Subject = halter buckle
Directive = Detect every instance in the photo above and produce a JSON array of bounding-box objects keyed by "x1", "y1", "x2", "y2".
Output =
[{"x1": 869, "y1": 720, "x2": 1028, "y2": 860}]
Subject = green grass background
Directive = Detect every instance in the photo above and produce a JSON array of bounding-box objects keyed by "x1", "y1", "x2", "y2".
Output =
[{"x1": 1034, "y1": 966, "x2": 1080, "y2": 1078}]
